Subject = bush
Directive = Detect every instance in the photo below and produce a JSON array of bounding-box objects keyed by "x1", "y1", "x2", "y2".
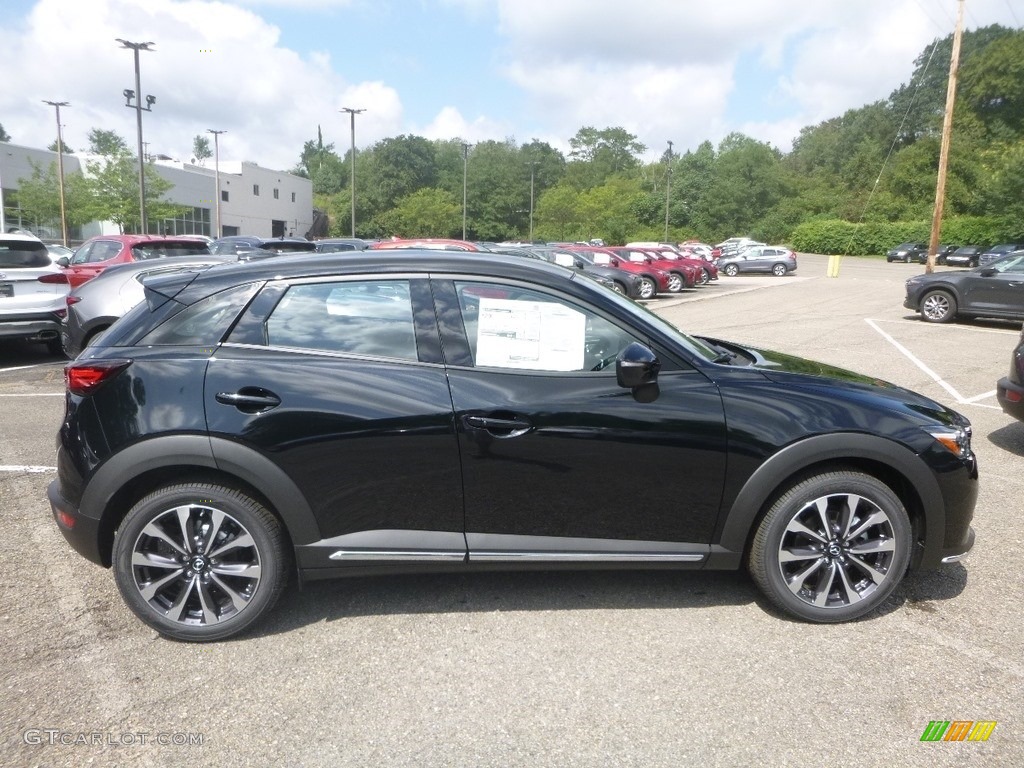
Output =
[{"x1": 790, "y1": 216, "x2": 1011, "y2": 255}]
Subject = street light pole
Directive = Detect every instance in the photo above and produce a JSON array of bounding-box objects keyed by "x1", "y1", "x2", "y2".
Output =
[
  {"x1": 664, "y1": 140, "x2": 673, "y2": 242},
  {"x1": 207, "y1": 129, "x2": 225, "y2": 238},
  {"x1": 43, "y1": 100, "x2": 70, "y2": 246},
  {"x1": 117, "y1": 39, "x2": 155, "y2": 234},
  {"x1": 340, "y1": 107, "x2": 365, "y2": 237},
  {"x1": 462, "y1": 142, "x2": 471, "y2": 240},
  {"x1": 528, "y1": 161, "x2": 540, "y2": 243}
]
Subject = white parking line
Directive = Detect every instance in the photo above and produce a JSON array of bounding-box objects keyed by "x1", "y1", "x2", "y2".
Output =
[
  {"x1": 0, "y1": 465, "x2": 57, "y2": 473},
  {"x1": 0, "y1": 393, "x2": 65, "y2": 397},
  {"x1": 865, "y1": 318, "x2": 1001, "y2": 409},
  {"x1": 0, "y1": 363, "x2": 63, "y2": 373}
]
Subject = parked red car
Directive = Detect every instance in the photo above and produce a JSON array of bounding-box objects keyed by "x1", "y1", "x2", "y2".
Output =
[
  {"x1": 62, "y1": 235, "x2": 212, "y2": 287},
  {"x1": 371, "y1": 238, "x2": 480, "y2": 251},
  {"x1": 565, "y1": 246, "x2": 675, "y2": 299}
]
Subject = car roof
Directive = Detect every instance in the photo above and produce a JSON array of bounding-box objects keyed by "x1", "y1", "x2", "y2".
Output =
[
  {"x1": 144, "y1": 249, "x2": 580, "y2": 303},
  {"x1": 0, "y1": 232, "x2": 45, "y2": 244}
]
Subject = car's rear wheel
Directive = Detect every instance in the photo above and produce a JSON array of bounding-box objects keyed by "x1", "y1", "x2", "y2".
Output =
[
  {"x1": 772, "y1": 263, "x2": 788, "y2": 276},
  {"x1": 637, "y1": 276, "x2": 656, "y2": 299},
  {"x1": 920, "y1": 290, "x2": 957, "y2": 323},
  {"x1": 113, "y1": 482, "x2": 290, "y2": 642},
  {"x1": 748, "y1": 470, "x2": 911, "y2": 623},
  {"x1": 723, "y1": 264, "x2": 739, "y2": 277}
]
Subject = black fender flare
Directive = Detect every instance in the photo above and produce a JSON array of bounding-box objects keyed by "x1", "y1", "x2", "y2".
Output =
[
  {"x1": 713, "y1": 432, "x2": 944, "y2": 566},
  {"x1": 78, "y1": 434, "x2": 320, "y2": 546}
]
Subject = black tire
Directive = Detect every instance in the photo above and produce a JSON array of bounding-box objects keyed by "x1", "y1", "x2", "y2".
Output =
[
  {"x1": 748, "y1": 470, "x2": 911, "y2": 623},
  {"x1": 610, "y1": 280, "x2": 626, "y2": 295},
  {"x1": 637, "y1": 276, "x2": 657, "y2": 299},
  {"x1": 698, "y1": 268, "x2": 711, "y2": 285},
  {"x1": 113, "y1": 482, "x2": 291, "y2": 642},
  {"x1": 771, "y1": 263, "x2": 787, "y2": 276},
  {"x1": 919, "y1": 289, "x2": 957, "y2": 323},
  {"x1": 82, "y1": 326, "x2": 109, "y2": 349},
  {"x1": 723, "y1": 264, "x2": 739, "y2": 277}
]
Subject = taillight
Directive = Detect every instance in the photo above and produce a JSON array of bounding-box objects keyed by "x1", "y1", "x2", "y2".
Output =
[
  {"x1": 65, "y1": 360, "x2": 131, "y2": 396},
  {"x1": 37, "y1": 273, "x2": 69, "y2": 284}
]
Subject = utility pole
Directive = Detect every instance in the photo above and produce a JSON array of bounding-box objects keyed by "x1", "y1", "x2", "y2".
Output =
[
  {"x1": 207, "y1": 129, "x2": 226, "y2": 238},
  {"x1": 43, "y1": 100, "x2": 70, "y2": 246},
  {"x1": 340, "y1": 107, "x2": 365, "y2": 237},
  {"x1": 664, "y1": 140, "x2": 673, "y2": 242},
  {"x1": 462, "y1": 142, "x2": 471, "y2": 240},
  {"x1": 926, "y1": 0, "x2": 964, "y2": 274}
]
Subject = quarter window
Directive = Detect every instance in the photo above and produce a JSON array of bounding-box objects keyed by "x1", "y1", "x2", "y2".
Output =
[{"x1": 266, "y1": 280, "x2": 418, "y2": 361}]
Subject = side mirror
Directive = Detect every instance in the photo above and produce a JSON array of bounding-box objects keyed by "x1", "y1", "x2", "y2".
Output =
[
  {"x1": 574, "y1": 257, "x2": 586, "y2": 269},
  {"x1": 979, "y1": 267, "x2": 997, "y2": 277},
  {"x1": 616, "y1": 342, "x2": 661, "y2": 401},
  {"x1": 56, "y1": 256, "x2": 70, "y2": 267}
]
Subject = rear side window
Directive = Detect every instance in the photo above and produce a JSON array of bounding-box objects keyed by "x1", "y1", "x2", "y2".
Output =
[
  {"x1": 142, "y1": 282, "x2": 260, "y2": 346},
  {"x1": 266, "y1": 280, "x2": 418, "y2": 360},
  {"x1": 0, "y1": 240, "x2": 49, "y2": 268},
  {"x1": 132, "y1": 242, "x2": 211, "y2": 260}
]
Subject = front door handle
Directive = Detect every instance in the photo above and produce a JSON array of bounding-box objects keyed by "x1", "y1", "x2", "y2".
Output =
[
  {"x1": 215, "y1": 388, "x2": 281, "y2": 414},
  {"x1": 463, "y1": 414, "x2": 532, "y2": 438}
]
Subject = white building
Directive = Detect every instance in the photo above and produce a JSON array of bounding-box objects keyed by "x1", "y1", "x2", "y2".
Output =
[{"x1": 0, "y1": 141, "x2": 313, "y2": 242}]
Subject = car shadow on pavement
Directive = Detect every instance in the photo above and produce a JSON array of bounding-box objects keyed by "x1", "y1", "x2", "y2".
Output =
[
  {"x1": 987, "y1": 422, "x2": 1024, "y2": 457},
  {"x1": 250, "y1": 562, "x2": 969, "y2": 639},
  {"x1": 252, "y1": 570, "x2": 756, "y2": 639}
]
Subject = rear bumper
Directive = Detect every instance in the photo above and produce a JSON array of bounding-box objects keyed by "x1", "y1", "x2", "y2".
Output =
[
  {"x1": 997, "y1": 376, "x2": 1024, "y2": 422},
  {"x1": 0, "y1": 314, "x2": 63, "y2": 341},
  {"x1": 47, "y1": 479, "x2": 106, "y2": 566}
]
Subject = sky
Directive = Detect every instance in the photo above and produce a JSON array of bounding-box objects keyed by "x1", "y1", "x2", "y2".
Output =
[{"x1": 1, "y1": 0, "x2": 1021, "y2": 173}]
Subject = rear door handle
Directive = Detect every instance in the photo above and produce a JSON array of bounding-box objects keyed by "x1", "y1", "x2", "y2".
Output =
[
  {"x1": 463, "y1": 414, "x2": 532, "y2": 438},
  {"x1": 215, "y1": 388, "x2": 281, "y2": 413}
]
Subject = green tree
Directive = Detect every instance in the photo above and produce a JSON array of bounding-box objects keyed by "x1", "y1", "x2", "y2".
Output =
[
  {"x1": 14, "y1": 160, "x2": 91, "y2": 229},
  {"x1": 295, "y1": 127, "x2": 346, "y2": 195},
  {"x1": 362, "y1": 134, "x2": 438, "y2": 219},
  {"x1": 374, "y1": 188, "x2": 461, "y2": 238},
  {"x1": 0, "y1": 123, "x2": 10, "y2": 142},
  {"x1": 701, "y1": 134, "x2": 786, "y2": 239},
  {"x1": 81, "y1": 128, "x2": 177, "y2": 234},
  {"x1": 565, "y1": 126, "x2": 646, "y2": 189},
  {"x1": 959, "y1": 29, "x2": 1024, "y2": 141},
  {"x1": 535, "y1": 183, "x2": 584, "y2": 241},
  {"x1": 47, "y1": 139, "x2": 74, "y2": 154},
  {"x1": 192, "y1": 135, "x2": 212, "y2": 166}
]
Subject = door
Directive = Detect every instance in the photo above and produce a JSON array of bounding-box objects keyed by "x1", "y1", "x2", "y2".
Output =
[
  {"x1": 434, "y1": 278, "x2": 728, "y2": 563},
  {"x1": 208, "y1": 275, "x2": 465, "y2": 565}
]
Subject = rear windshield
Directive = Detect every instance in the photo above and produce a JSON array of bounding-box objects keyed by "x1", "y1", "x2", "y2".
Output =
[
  {"x1": 0, "y1": 240, "x2": 49, "y2": 268},
  {"x1": 131, "y1": 242, "x2": 211, "y2": 260}
]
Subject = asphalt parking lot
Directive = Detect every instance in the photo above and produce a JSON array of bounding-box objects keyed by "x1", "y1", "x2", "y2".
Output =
[{"x1": 2, "y1": 253, "x2": 1022, "y2": 767}]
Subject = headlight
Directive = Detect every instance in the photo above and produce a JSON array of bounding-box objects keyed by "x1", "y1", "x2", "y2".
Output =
[{"x1": 924, "y1": 425, "x2": 972, "y2": 459}]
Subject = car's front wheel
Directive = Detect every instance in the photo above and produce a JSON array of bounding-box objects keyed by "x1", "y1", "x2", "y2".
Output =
[
  {"x1": 748, "y1": 470, "x2": 911, "y2": 623},
  {"x1": 723, "y1": 264, "x2": 739, "y2": 277},
  {"x1": 113, "y1": 482, "x2": 290, "y2": 642},
  {"x1": 666, "y1": 273, "x2": 683, "y2": 293},
  {"x1": 637, "y1": 276, "x2": 657, "y2": 299},
  {"x1": 920, "y1": 289, "x2": 957, "y2": 323}
]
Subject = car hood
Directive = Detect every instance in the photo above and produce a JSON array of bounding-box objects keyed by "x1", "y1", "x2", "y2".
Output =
[{"x1": 698, "y1": 336, "x2": 966, "y2": 426}]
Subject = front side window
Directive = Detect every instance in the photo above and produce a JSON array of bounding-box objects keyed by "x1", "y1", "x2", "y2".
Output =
[
  {"x1": 266, "y1": 280, "x2": 418, "y2": 361},
  {"x1": 453, "y1": 282, "x2": 638, "y2": 373}
]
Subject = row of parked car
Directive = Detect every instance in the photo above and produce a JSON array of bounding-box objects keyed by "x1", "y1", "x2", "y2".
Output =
[
  {"x1": 886, "y1": 241, "x2": 1024, "y2": 267},
  {"x1": 0, "y1": 230, "x2": 803, "y2": 359}
]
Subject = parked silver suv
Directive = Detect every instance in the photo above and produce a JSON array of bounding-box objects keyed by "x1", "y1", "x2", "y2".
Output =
[{"x1": 0, "y1": 233, "x2": 69, "y2": 354}]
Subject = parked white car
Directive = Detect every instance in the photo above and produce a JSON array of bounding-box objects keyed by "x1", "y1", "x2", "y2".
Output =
[{"x1": 0, "y1": 233, "x2": 70, "y2": 354}]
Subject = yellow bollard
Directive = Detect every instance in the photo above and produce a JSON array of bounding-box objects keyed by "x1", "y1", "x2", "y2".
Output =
[{"x1": 826, "y1": 254, "x2": 842, "y2": 278}]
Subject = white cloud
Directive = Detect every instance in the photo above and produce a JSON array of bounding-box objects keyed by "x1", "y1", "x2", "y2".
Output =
[{"x1": 0, "y1": 0, "x2": 398, "y2": 171}]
